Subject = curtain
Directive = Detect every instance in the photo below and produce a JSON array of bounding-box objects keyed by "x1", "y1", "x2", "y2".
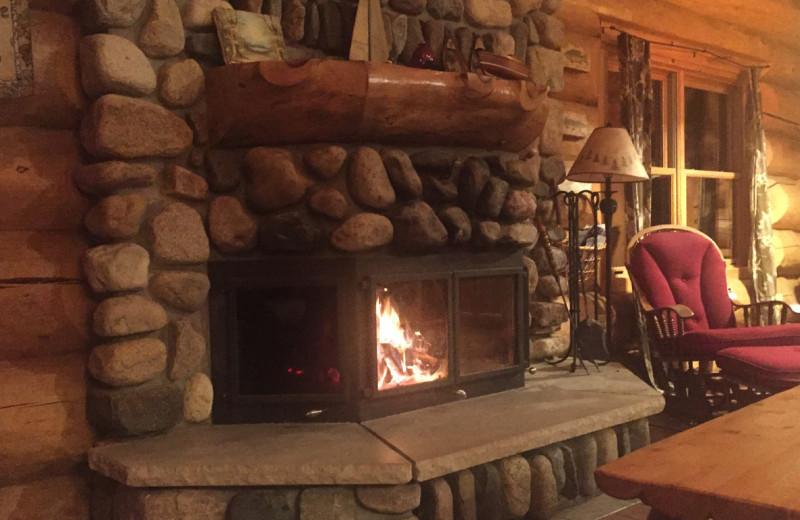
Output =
[
  {"x1": 745, "y1": 67, "x2": 777, "y2": 303},
  {"x1": 617, "y1": 33, "x2": 653, "y2": 238}
]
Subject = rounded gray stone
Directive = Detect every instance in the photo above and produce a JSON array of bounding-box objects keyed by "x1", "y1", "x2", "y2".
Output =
[
  {"x1": 348, "y1": 147, "x2": 396, "y2": 210},
  {"x1": 149, "y1": 270, "x2": 210, "y2": 312},
  {"x1": 209, "y1": 195, "x2": 258, "y2": 254},
  {"x1": 81, "y1": 94, "x2": 193, "y2": 159},
  {"x1": 539, "y1": 156, "x2": 566, "y2": 187},
  {"x1": 475, "y1": 463, "x2": 502, "y2": 520},
  {"x1": 427, "y1": 0, "x2": 463, "y2": 20},
  {"x1": 139, "y1": 0, "x2": 185, "y2": 58},
  {"x1": 502, "y1": 157, "x2": 539, "y2": 186},
  {"x1": 184, "y1": 373, "x2": 213, "y2": 422},
  {"x1": 437, "y1": 206, "x2": 471, "y2": 246},
  {"x1": 93, "y1": 294, "x2": 168, "y2": 337},
  {"x1": 463, "y1": 0, "x2": 511, "y2": 27},
  {"x1": 74, "y1": 161, "x2": 158, "y2": 196},
  {"x1": 392, "y1": 201, "x2": 448, "y2": 250},
  {"x1": 526, "y1": 454, "x2": 558, "y2": 520},
  {"x1": 422, "y1": 176, "x2": 458, "y2": 205},
  {"x1": 529, "y1": 11, "x2": 564, "y2": 50},
  {"x1": 473, "y1": 220, "x2": 501, "y2": 248},
  {"x1": 477, "y1": 177, "x2": 509, "y2": 219},
  {"x1": 389, "y1": 0, "x2": 424, "y2": 15},
  {"x1": 530, "y1": 302, "x2": 568, "y2": 329},
  {"x1": 87, "y1": 382, "x2": 182, "y2": 436},
  {"x1": 446, "y1": 470, "x2": 476, "y2": 520},
  {"x1": 205, "y1": 148, "x2": 242, "y2": 193},
  {"x1": 259, "y1": 211, "x2": 323, "y2": 253},
  {"x1": 529, "y1": 336, "x2": 569, "y2": 360},
  {"x1": 331, "y1": 212, "x2": 393, "y2": 252},
  {"x1": 500, "y1": 222, "x2": 539, "y2": 248},
  {"x1": 281, "y1": 0, "x2": 306, "y2": 42},
  {"x1": 182, "y1": 0, "x2": 233, "y2": 29},
  {"x1": 522, "y1": 254, "x2": 539, "y2": 296},
  {"x1": 458, "y1": 157, "x2": 491, "y2": 215},
  {"x1": 380, "y1": 149, "x2": 422, "y2": 200},
  {"x1": 308, "y1": 187, "x2": 349, "y2": 220},
  {"x1": 83, "y1": 243, "x2": 150, "y2": 293},
  {"x1": 169, "y1": 319, "x2": 206, "y2": 380},
  {"x1": 299, "y1": 488, "x2": 357, "y2": 520},
  {"x1": 244, "y1": 147, "x2": 311, "y2": 213},
  {"x1": 85, "y1": 192, "x2": 148, "y2": 240},
  {"x1": 595, "y1": 428, "x2": 619, "y2": 466},
  {"x1": 162, "y1": 165, "x2": 209, "y2": 201},
  {"x1": 536, "y1": 274, "x2": 568, "y2": 299},
  {"x1": 570, "y1": 434, "x2": 598, "y2": 496},
  {"x1": 355, "y1": 483, "x2": 421, "y2": 514},
  {"x1": 537, "y1": 445, "x2": 565, "y2": 492},
  {"x1": 80, "y1": 34, "x2": 156, "y2": 98},
  {"x1": 420, "y1": 478, "x2": 452, "y2": 520},
  {"x1": 158, "y1": 59, "x2": 205, "y2": 108},
  {"x1": 149, "y1": 202, "x2": 210, "y2": 264},
  {"x1": 628, "y1": 418, "x2": 650, "y2": 451},
  {"x1": 89, "y1": 338, "x2": 167, "y2": 387},
  {"x1": 532, "y1": 245, "x2": 567, "y2": 275},
  {"x1": 510, "y1": 0, "x2": 541, "y2": 17},
  {"x1": 304, "y1": 145, "x2": 347, "y2": 180},
  {"x1": 228, "y1": 489, "x2": 298, "y2": 520}
]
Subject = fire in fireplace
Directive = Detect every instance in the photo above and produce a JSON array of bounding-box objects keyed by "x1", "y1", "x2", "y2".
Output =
[{"x1": 209, "y1": 252, "x2": 528, "y2": 423}]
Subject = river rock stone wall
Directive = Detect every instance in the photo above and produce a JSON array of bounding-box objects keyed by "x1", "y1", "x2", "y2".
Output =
[{"x1": 78, "y1": 0, "x2": 571, "y2": 439}]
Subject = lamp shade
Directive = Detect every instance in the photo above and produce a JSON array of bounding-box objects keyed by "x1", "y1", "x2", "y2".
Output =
[{"x1": 566, "y1": 127, "x2": 649, "y2": 183}]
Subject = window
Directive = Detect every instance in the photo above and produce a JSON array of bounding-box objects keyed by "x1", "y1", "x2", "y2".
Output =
[{"x1": 607, "y1": 47, "x2": 745, "y2": 262}]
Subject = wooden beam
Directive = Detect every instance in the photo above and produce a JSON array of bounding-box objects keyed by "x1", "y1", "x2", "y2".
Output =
[
  {"x1": 761, "y1": 83, "x2": 800, "y2": 130},
  {"x1": 0, "y1": 475, "x2": 88, "y2": 519},
  {"x1": 0, "y1": 283, "x2": 94, "y2": 361},
  {"x1": 0, "y1": 232, "x2": 87, "y2": 281},
  {"x1": 0, "y1": 353, "x2": 93, "y2": 486},
  {"x1": 765, "y1": 131, "x2": 800, "y2": 180}
]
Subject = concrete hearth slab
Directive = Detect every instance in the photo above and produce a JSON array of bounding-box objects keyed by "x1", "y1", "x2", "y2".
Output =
[
  {"x1": 363, "y1": 363, "x2": 664, "y2": 481},
  {"x1": 89, "y1": 363, "x2": 663, "y2": 487},
  {"x1": 89, "y1": 422, "x2": 412, "y2": 487}
]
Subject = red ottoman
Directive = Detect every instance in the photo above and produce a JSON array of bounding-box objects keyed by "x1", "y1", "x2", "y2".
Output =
[{"x1": 716, "y1": 345, "x2": 800, "y2": 390}]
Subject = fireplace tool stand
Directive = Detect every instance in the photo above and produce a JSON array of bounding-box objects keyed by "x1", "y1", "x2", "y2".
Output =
[{"x1": 546, "y1": 190, "x2": 608, "y2": 373}]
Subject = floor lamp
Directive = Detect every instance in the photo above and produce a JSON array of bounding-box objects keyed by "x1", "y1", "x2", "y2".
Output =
[{"x1": 564, "y1": 127, "x2": 649, "y2": 363}]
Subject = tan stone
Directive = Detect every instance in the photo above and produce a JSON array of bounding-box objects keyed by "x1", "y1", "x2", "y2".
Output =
[
  {"x1": 0, "y1": 11, "x2": 84, "y2": 130},
  {"x1": 83, "y1": 243, "x2": 150, "y2": 293},
  {"x1": 510, "y1": 0, "x2": 541, "y2": 17},
  {"x1": 184, "y1": 373, "x2": 213, "y2": 422},
  {"x1": 305, "y1": 145, "x2": 347, "y2": 179},
  {"x1": 169, "y1": 320, "x2": 206, "y2": 380},
  {"x1": 420, "y1": 478, "x2": 452, "y2": 520},
  {"x1": 356, "y1": 483, "x2": 421, "y2": 514},
  {"x1": 114, "y1": 488, "x2": 232, "y2": 520},
  {"x1": 464, "y1": 0, "x2": 511, "y2": 27},
  {"x1": 158, "y1": 59, "x2": 206, "y2": 108},
  {"x1": 497, "y1": 455, "x2": 530, "y2": 517},
  {"x1": 208, "y1": 196, "x2": 258, "y2": 254},
  {"x1": 450, "y1": 470, "x2": 476, "y2": 520},
  {"x1": 89, "y1": 338, "x2": 167, "y2": 386},
  {"x1": 594, "y1": 428, "x2": 618, "y2": 466},
  {"x1": 80, "y1": 34, "x2": 156, "y2": 98},
  {"x1": 162, "y1": 165, "x2": 209, "y2": 201},
  {"x1": 526, "y1": 454, "x2": 558, "y2": 520},
  {"x1": 81, "y1": 94, "x2": 193, "y2": 159},
  {"x1": 149, "y1": 203, "x2": 210, "y2": 264},
  {"x1": 308, "y1": 187, "x2": 348, "y2": 220},
  {"x1": 73, "y1": 161, "x2": 158, "y2": 196},
  {"x1": 84, "y1": 193, "x2": 148, "y2": 240},
  {"x1": 139, "y1": 0, "x2": 185, "y2": 58},
  {"x1": 348, "y1": 147, "x2": 396, "y2": 210},
  {"x1": 299, "y1": 488, "x2": 357, "y2": 520},
  {"x1": 331, "y1": 213, "x2": 393, "y2": 252},
  {"x1": 243, "y1": 147, "x2": 311, "y2": 213},
  {"x1": 149, "y1": 271, "x2": 210, "y2": 312},
  {"x1": 93, "y1": 295, "x2": 168, "y2": 337},
  {"x1": 86, "y1": 0, "x2": 148, "y2": 27},
  {"x1": 182, "y1": 0, "x2": 233, "y2": 29}
]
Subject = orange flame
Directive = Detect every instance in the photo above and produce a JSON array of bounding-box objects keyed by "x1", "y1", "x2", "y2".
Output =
[{"x1": 376, "y1": 293, "x2": 445, "y2": 390}]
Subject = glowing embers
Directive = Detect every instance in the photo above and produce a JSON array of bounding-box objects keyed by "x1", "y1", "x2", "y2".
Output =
[{"x1": 375, "y1": 282, "x2": 449, "y2": 391}]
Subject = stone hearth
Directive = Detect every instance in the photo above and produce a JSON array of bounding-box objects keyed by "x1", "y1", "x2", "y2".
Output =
[{"x1": 89, "y1": 364, "x2": 663, "y2": 519}]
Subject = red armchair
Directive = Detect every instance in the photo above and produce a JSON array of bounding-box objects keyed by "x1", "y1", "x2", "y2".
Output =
[{"x1": 626, "y1": 225, "x2": 800, "y2": 416}]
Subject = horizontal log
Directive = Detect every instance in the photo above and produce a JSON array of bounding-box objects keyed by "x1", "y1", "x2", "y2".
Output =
[
  {"x1": 776, "y1": 277, "x2": 800, "y2": 308},
  {"x1": 557, "y1": 100, "x2": 603, "y2": 160},
  {"x1": 764, "y1": 132, "x2": 800, "y2": 180},
  {"x1": 0, "y1": 10, "x2": 84, "y2": 130},
  {"x1": 0, "y1": 283, "x2": 94, "y2": 360},
  {"x1": 29, "y1": 0, "x2": 80, "y2": 14},
  {"x1": 0, "y1": 353, "x2": 93, "y2": 486},
  {"x1": 550, "y1": 31, "x2": 602, "y2": 107},
  {"x1": 761, "y1": 83, "x2": 800, "y2": 129},
  {"x1": 0, "y1": 475, "x2": 88, "y2": 519},
  {"x1": 0, "y1": 232, "x2": 87, "y2": 280},
  {"x1": 773, "y1": 229, "x2": 800, "y2": 271},
  {"x1": 0, "y1": 127, "x2": 88, "y2": 231}
]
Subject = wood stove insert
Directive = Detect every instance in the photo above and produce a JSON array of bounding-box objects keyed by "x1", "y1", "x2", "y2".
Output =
[{"x1": 209, "y1": 251, "x2": 529, "y2": 423}]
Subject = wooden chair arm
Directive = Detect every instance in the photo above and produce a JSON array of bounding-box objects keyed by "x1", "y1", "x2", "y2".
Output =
[
  {"x1": 731, "y1": 299, "x2": 797, "y2": 326},
  {"x1": 642, "y1": 304, "x2": 694, "y2": 341}
]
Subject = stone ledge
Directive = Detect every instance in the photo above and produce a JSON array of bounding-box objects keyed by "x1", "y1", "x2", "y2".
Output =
[{"x1": 89, "y1": 363, "x2": 664, "y2": 487}]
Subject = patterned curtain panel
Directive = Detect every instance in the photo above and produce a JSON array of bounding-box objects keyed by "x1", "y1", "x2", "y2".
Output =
[
  {"x1": 745, "y1": 67, "x2": 777, "y2": 302},
  {"x1": 617, "y1": 33, "x2": 653, "y2": 238}
]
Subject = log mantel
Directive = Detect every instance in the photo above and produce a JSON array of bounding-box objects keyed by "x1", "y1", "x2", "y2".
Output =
[{"x1": 205, "y1": 59, "x2": 549, "y2": 153}]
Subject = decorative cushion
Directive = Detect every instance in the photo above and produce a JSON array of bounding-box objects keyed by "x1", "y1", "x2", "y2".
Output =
[
  {"x1": 676, "y1": 323, "x2": 800, "y2": 360},
  {"x1": 717, "y1": 345, "x2": 800, "y2": 389},
  {"x1": 627, "y1": 229, "x2": 734, "y2": 332}
]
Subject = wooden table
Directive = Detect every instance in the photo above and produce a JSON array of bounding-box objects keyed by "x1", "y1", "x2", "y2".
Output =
[{"x1": 595, "y1": 386, "x2": 800, "y2": 520}]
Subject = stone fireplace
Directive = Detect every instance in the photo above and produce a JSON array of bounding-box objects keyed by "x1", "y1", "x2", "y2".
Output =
[{"x1": 71, "y1": 0, "x2": 664, "y2": 518}]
